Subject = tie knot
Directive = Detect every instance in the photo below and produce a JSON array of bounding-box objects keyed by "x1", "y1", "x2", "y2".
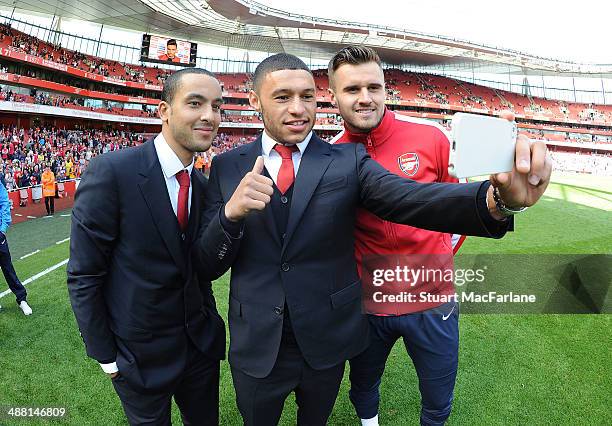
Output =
[
  {"x1": 175, "y1": 170, "x2": 190, "y2": 187},
  {"x1": 273, "y1": 144, "x2": 299, "y2": 160}
]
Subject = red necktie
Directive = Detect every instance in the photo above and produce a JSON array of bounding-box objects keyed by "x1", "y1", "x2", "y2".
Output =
[
  {"x1": 273, "y1": 144, "x2": 299, "y2": 194},
  {"x1": 175, "y1": 170, "x2": 190, "y2": 232}
]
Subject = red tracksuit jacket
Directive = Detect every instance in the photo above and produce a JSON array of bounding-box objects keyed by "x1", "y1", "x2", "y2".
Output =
[{"x1": 332, "y1": 109, "x2": 465, "y2": 314}]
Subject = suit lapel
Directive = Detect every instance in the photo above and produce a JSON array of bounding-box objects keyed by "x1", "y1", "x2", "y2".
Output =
[
  {"x1": 282, "y1": 135, "x2": 332, "y2": 255},
  {"x1": 239, "y1": 137, "x2": 281, "y2": 245},
  {"x1": 137, "y1": 140, "x2": 186, "y2": 275}
]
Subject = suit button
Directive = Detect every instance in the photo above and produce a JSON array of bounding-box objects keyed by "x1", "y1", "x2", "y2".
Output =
[
  {"x1": 281, "y1": 263, "x2": 290, "y2": 272},
  {"x1": 181, "y1": 233, "x2": 186, "y2": 240},
  {"x1": 274, "y1": 306, "x2": 283, "y2": 315},
  {"x1": 280, "y1": 196, "x2": 288, "y2": 204}
]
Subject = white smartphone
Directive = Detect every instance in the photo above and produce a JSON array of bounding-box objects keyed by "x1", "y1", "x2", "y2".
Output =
[{"x1": 448, "y1": 113, "x2": 517, "y2": 178}]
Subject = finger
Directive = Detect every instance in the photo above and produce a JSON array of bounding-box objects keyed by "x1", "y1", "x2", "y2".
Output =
[
  {"x1": 491, "y1": 172, "x2": 510, "y2": 188},
  {"x1": 252, "y1": 156, "x2": 264, "y2": 175},
  {"x1": 528, "y1": 141, "x2": 548, "y2": 186},
  {"x1": 498, "y1": 110, "x2": 515, "y2": 122},
  {"x1": 514, "y1": 136, "x2": 531, "y2": 174},
  {"x1": 249, "y1": 180, "x2": 275, "y2": 196},
  {"x1": 245, "y1": 199, "x2": 266, "y2": 211},
  {"x1": 251, "y1": 174, "x2": 274, "y2": 187},
  {"x1": 246, "y1": 189, "x2": 271, "y2": 204}
]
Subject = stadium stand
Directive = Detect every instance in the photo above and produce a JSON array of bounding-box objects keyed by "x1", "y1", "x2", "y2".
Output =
[
  {"x1": 0, "y1": 18, "x2": 610, "y2": 213},
  {"x1": 2, "y1": 22, "x2": 612, "y2": 125}
]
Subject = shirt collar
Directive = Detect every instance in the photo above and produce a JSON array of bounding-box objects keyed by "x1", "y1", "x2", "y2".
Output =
[
  {"x1": 154, "y1": 133, "x2": 194, "y2": 178},
  {"x1": 261, "y1": 130, "x2": 312, "y2": 156}
]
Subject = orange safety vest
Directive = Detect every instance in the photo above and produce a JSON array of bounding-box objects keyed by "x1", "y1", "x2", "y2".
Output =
[{"x1": 41, "y1": 170, "x2": 56, "y2": 197}]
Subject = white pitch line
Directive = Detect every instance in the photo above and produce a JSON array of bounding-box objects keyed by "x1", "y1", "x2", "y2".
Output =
[
  {"x1": 14, "y1": 213, "x2": 23, "y2": 217},
  {"x1": 60, "y1": 214, "x2": 70, "y2": 217},
  {"x1": 19, "y1": 249, "x2": 40, "y2": 260},
  {"x1": 27, "y1": 215, "x2": 36, "y2": 219},
  {"x1": 56, "y1": 237, "x2": 70, "y2": 245},
  {"x1": 0, "y1": 258, "x2": 69, "y2": 299}
]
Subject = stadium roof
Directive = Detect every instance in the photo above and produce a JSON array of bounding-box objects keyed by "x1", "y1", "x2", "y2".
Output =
[{"x1": 4, "y1": 0, "x2": 612, "y2": 77}]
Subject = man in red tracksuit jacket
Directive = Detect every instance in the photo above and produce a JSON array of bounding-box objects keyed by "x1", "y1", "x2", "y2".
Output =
[{"x1": 328, "y1": 46, "x2": 465, "y2": 426}]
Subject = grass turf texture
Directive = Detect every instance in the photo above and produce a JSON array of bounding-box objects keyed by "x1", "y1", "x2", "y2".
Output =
[{"x1": 0, "y1": 173, "x2": 610, "y2": 425}]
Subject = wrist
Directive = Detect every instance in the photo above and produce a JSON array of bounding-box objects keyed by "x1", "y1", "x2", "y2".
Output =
[
  {"x1": 487, "y1": 186, "x2": 527, "y2": 219},
  {"x1": 224, "y1": 204, "x2": 238, "y2": 222},
  {"x1": 486, "y1": 186, "x2": 506, "y2": 221}
]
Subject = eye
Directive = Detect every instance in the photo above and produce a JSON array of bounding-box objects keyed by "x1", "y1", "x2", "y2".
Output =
[
  {"x1": 275, "y1": 95, "x2": 289, "y2": 101},
  {"x1": 188, "y1": 101, "x2": 200, "y2": 107}
]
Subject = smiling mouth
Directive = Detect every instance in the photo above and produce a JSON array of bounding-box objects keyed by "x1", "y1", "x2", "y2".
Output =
[{"x1": 284, "y1": 120, "x2": 309, "y2": 131}]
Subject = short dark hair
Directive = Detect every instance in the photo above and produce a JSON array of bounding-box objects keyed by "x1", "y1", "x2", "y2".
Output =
[
  {"x1": 166, "y1": 39, "x2": 177, "y2": 47},
  {"x1": 252, "y1": 53, "x2": 311, "y2": 92},
  {"x1": 161, "y1": 68, "x2": 218, "y2": 104},
  {"x1": 328, "y1": 46, "x2": 382, "y2": 88}
]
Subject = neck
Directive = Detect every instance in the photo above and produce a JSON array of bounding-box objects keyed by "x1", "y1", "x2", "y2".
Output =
[
  {"x1": 161, "y1": 129, "x2": 193, "y2": 167},
  {"x1": 345, "y1": 122, "x2": 371, "y2": 135}
]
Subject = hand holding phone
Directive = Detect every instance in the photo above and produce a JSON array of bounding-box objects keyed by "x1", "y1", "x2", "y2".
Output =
[{"x1": 448, "y1": 111, "x2": 552, "y2": 218}]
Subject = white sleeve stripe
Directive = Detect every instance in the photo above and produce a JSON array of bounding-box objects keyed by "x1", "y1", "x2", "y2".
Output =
[
  {"x1": 328, "y1": 130, "x2": 345, "y2": 145},
  {"x1": 393, "y1": 112, "x2": 452, "y2": 145}
]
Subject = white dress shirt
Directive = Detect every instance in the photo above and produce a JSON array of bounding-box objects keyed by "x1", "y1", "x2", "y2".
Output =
[
  {"x1": 261, "y1": 130, "x2": 312, "y2": 185},
  {"x1": 99, "y1": 133, "x2": 195, "y2": 375},
  {"x1": 154, "y1": 133, "x2": 194, "y2": 216}
]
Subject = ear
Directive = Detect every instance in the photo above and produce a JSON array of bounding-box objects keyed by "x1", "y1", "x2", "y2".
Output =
[
  {"x1": 248, "y1": 90, "x2": 260, "y2": 112},
  {"x1": 157, "y1": 101, "x2": 170, "y2": 123},
  {"x1": 328, "y1": 87, "x2": 336, "y2": 107}
]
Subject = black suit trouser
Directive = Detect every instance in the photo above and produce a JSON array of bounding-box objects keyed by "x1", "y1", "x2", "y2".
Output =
[
  {"x1": 112, "y1": 338, "x2": 220, "y2": 426},
  {"x1": 231, "y1": 331, "x2": 345, "y2": 426},
  {"x1": 0, "y1": 235, "x2": 27, "y2": 304}
]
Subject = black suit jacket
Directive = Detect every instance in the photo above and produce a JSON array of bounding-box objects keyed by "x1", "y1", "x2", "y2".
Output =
[
  {"x1": 201, "y1": 134, "x2": 508, "y2": 378},
  {"x1": 67, "y1": 139, "x2": 230, "y2": 393}
]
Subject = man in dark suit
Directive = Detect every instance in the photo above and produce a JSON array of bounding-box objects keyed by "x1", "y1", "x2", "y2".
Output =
[
  {"x1": 200, "y1": 54, "x2": 551, "y2": 425},
  {"x1": 67, "y1": 68, "x2": 234, "y2": 425}
]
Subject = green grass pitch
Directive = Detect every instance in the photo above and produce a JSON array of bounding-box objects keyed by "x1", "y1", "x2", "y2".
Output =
[{"x1": 0, "y1": 172, "x2": 610, "y2": 425}]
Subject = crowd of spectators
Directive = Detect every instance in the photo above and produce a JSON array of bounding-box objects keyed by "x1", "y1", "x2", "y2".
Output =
[
  {"x1": 2, "y1": 20, "x2": 612, "y2": 125},
  {"x1": 1, "y1": 122, "x2": 610, "y2": 190},
  {"x1": 0, "y1": 86, "x2": 158, "y2": 118},
  {"x1": 0, "y1": 125, "x2": 142, "y2": 190},
  {"x1": 415, "y1": 76, "x2": 449, "y2": 104},
  {"x1": 521, "y1": 128, "x2": 612, "y2": 145},
  {"x1": 550, "y1": 150, "x2": 612, "y2": 176},
  {"x1": 0, "y1": 23, "x2": 172, "y2": 86}
]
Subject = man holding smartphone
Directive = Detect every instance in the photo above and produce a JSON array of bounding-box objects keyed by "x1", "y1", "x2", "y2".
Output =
[{"x1": 327, "y1": 46, "x2": 544, "y2": 425}]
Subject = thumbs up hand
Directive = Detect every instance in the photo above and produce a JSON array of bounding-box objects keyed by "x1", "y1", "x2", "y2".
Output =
[{"x1": 224, "y1": 156, "x2": 275, "y2": 222}]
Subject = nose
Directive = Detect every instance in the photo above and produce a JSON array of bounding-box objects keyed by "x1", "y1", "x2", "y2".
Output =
[
  {"x1": 287, "y1": 97, "x2": 306, "y2": 116},
  {"x1": 358, "y1": 88, "x2": 372, "y2": 105},
  {"x1": 199, "y1": 105, "x2": 215, "y2": 122}
]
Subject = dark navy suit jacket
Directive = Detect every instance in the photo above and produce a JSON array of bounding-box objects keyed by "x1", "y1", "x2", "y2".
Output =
[
  {"x1": 68, "y1": 140, "x2": 231, "y2": 392},
  {"x1": 201, "y1": 133, "x2": 508, "y2": 378}
]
